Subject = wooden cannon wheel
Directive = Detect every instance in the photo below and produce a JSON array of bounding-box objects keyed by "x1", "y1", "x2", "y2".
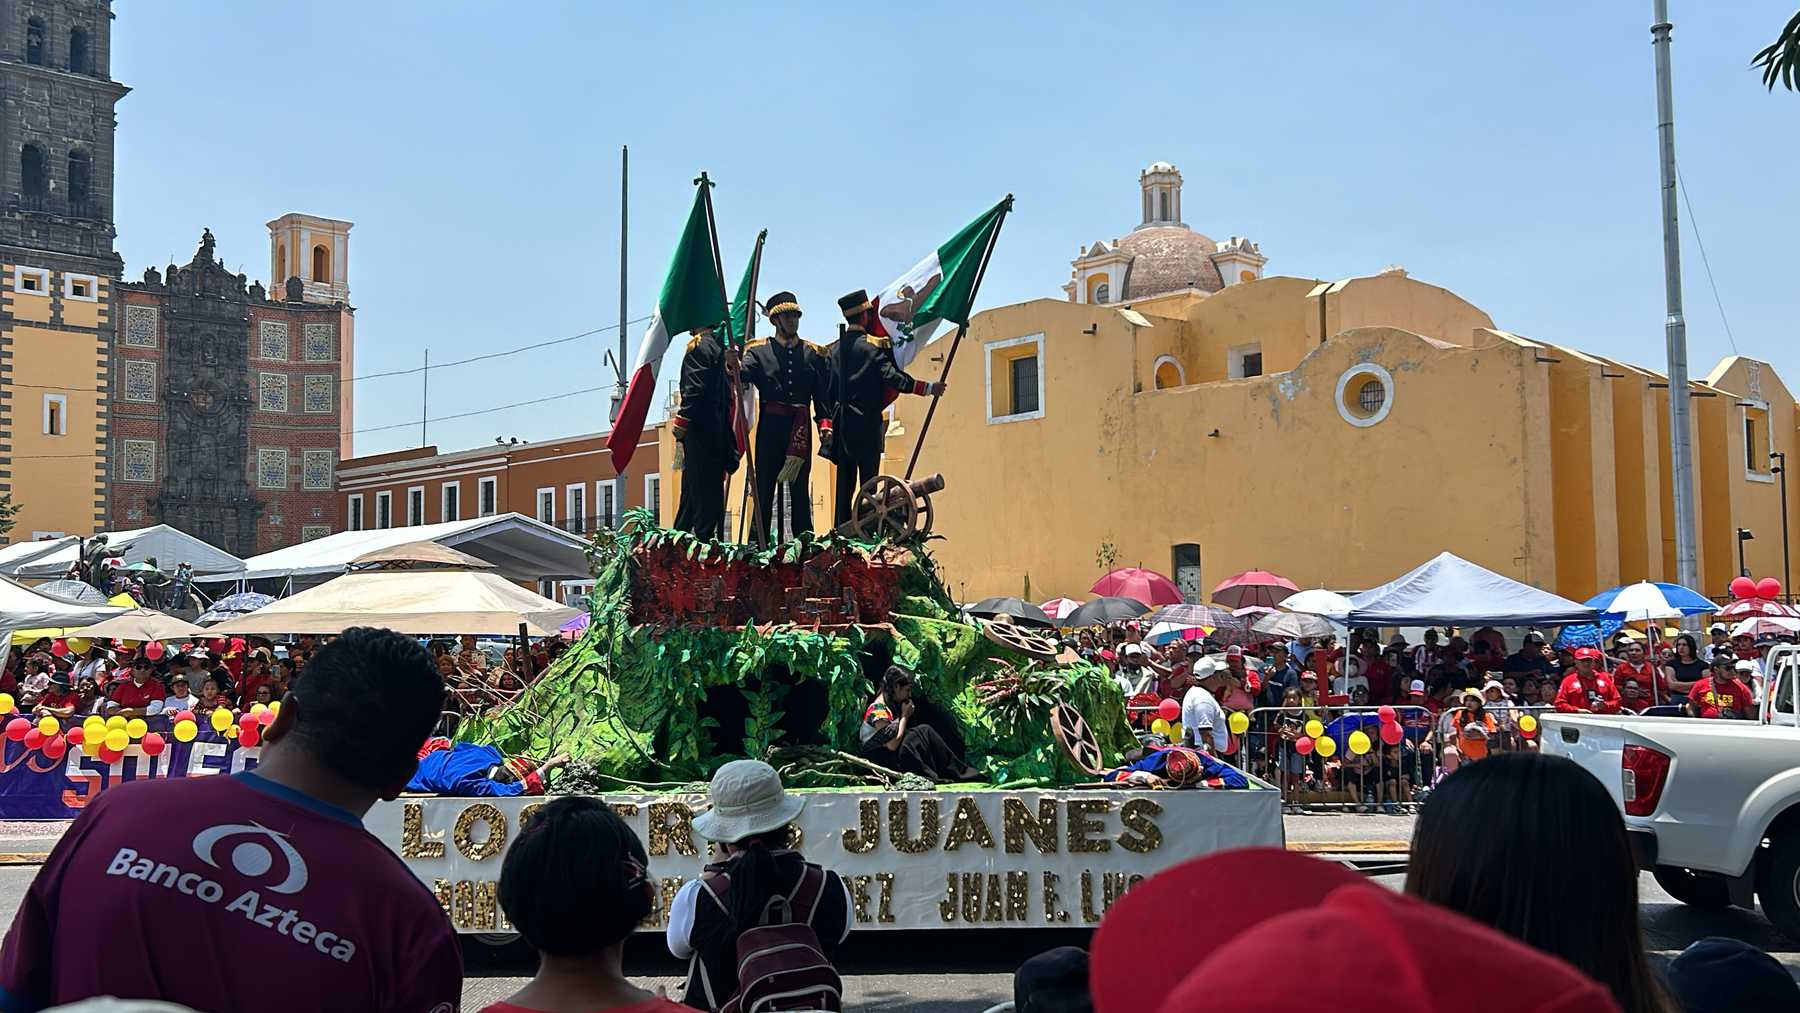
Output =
[
  {"x1": 982, "y1": 619, "x2": 1059, "y2": 661},
  {"x1": 1051, "y1": 703, "x2": 1105, "y2": 776},
  {"x1": 852, "y1": 475, "x2": 920, "y2": 541}
]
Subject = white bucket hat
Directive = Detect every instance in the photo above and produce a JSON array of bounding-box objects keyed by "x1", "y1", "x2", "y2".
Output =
[{"x1": 691, "y1": 759, "x2": 807, "y2": 844}]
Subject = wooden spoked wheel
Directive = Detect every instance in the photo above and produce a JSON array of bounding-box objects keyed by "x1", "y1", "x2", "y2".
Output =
[
  {"x1": 852, "y1": 475, "x2": 919, "y2": 540},
  {"x1": 1051, "y1": 703, "x2": 1105, "y2": 776},
  {"x1": 982, "y1": 619, "x2": 1059, "y2": 660}
]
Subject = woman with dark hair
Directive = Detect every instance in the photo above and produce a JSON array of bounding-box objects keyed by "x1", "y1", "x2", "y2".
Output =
[
  {"x1": 859, "y1": 666, "x2": 980, "y2": 782},
  {"x1": 667, "y1": 760, "x2": 851, "y2": 1011},
  {"x1": 484, "y1": 796, "x2": 680, "y2": 1013},
  {"x1": 1406, "y1": 751, "x2": 1677, "y2": 1013},
  {"x1": 1663, "y1": 634, "x2": 1704, "y2": 706}
]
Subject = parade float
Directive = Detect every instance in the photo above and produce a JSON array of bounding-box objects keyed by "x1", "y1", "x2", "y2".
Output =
[{"x1": 370, "y1": 487, "x2": 1285, "y2": 936}]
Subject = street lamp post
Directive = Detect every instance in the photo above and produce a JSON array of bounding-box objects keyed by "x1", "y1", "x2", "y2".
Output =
[
  {"x1": 1775, "y1": 450, "x2": 1792, "y2": 601},
  {"x1": 1737, "y1": 528, "x2": 1755, "y2": 579}
]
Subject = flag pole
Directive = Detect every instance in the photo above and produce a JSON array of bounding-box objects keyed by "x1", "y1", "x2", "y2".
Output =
[
  {"x1": 696, "y1": 172, "x2": 764, "y2": 544},
  {"x1": 904, "y1": 195, "x2": 1012, "y2": 480},
  {"x1": 736, "y1": 231, "x2": 766, "y2": 544}
]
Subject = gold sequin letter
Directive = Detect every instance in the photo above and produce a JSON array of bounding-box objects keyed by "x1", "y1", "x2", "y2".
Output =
[
  {"x1": 944, "y1": 796, "x2": 994, "y2": 851},
  {"x1": 939, "y1": 872, "x2": 959, "y2": 922},
  {"x1": 401, "y1": 802, "x2": 444, "y2": 859},
  {"x1": 888, "y1": 797, "x2": 940, "y2": 854},
  {"x1": 1065, "y1": 799, "x2": 1113, "y2": 854},
  {"x1": 847, "y1": 874, "x2": 874, "y2": 923},
  {"x1": 841, "y1": 798, "x2": 881, "y2": 854},
  {"x1": 1003, "y1": 796, "x2": 1058, "y2": 854},
  {"x1": 453, "y1": 803, "x2": 507, "y2": 861},
  {"x1": 648, "y1": 802, "x2": 699, "y2": 857},
  {"x1": 875, "y1": 872, "x2": 896, "y2": 923},
  {"x1": 1117, "y1": 798, "x2": 1164, "y2": 853}
]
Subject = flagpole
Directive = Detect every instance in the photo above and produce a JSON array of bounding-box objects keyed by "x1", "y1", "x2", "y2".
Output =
[
  {"x1": 736, "y1": 232, "x2": 766, "y2": 544},
  {"x1": 904, "y1": 195, "x2": 1012, "y2": 480},
  {"x1": 697, "y1": 172, "x2": 764, "y2": 544}
]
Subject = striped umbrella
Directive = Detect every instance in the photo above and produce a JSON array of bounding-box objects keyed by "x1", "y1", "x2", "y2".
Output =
[
  {"x1": 1716, "y1": 597, "x2": 1800, "y2": 620},
  {"x1": 1584, "y1": 581, "x2": 1714, "y2": 622},
  {"x1": 1039, "y1": 597, "x2": 1085, "y2": 621},
  {"x1": 1147, "y1": 603, "x2": 1244, "y2": 629}
]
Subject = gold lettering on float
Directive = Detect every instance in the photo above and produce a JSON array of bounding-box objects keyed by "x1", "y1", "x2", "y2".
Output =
[
  {"x1": 1007, "y1": 870, "x2": 1029, "y2": 922},
  {"x1": 1003, "y1": 796, "x2": 1058, "y2": 854},
  {"x1": 841, "y1": 799, "x2": 880, "y2": 854},
  {"x1": 1080, "y1": 871, "x2": 1102, "y2": 923},
  {"x1": 939, "y1": 872, "x2": 959, "y2": 922},
  {"x1": 961, "y1": 872, "x2": 983, "y2": 923},
  {"x1": 889, "y1": 797, "x2": 940, "y2": 854},
  {"x1": 1103, "y1": 871, "x2": 1131, "y2": 913},
  {"x1": 520, "y1": 802, "x2": 547, "y2": 829},
  {"x1": 1066, "y1": 799, "x2": 1113, "y2": 854},
  {"x1": 983, "y1": 873, "x2": 1004, "y2": 922},
  {"x1": 649, "y1": 876, "x2": 685, "y2": 929},
  {"x1": 432, "y1": 878, "x2": 453, "y2": 917},
  {"x1": 875, "y1": 872, "x2": 896, "y2": 923},
  {"x1": 1117, "y1": 798, "x2": 1164, "y2": 853},
  {"x1": 648, "y1": 802, "x2": 698, "y2": 857},
  {"x1": 453, "y1": 803, "x2": 508, "y2": 861},
  {"x1": 471, "y1": 879, "x2": 499, "y2": 930},
  {"x1": 847, "y1": 874, "x2": 874, "y2": 923},
  {"x1": 943, "y1": 796, "x2": 995, "y2": 851},
  {"x1": 1042, "y1": 870, "x2": 1069, "y2": 923},
  {"x1": 401, "y1": 802, "x2": 445, "y2": 859},
  {"x1": 453, "y1": 879, "x2": 476, "y2": 927},
  {"x1": 608, "y1": 803, "x2": 638, "y2": 824}
]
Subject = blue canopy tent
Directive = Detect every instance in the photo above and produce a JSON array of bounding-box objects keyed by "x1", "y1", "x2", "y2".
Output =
[{"x1": 1345, "y1": 552, "x2": 1597, "y2": 629}]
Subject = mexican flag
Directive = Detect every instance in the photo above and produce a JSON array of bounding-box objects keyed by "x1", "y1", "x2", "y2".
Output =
[
  {"x1": 867, "y1": 195, "x2": 1012, "y2": 371},
  {"x1": 725, "y1": 230, "x2": 766, "y2": 454},
  {"x1": 606, "y1": 184, "x2": 728, "y2": 472}
]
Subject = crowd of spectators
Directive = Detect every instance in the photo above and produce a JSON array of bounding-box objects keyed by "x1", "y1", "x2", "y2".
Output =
[
  {"x1": 2, "y1": 634, "x2": 303, "y2": 726},
  {"x1": 433, "y1": 633, "x2": 563, "y2": 722}
]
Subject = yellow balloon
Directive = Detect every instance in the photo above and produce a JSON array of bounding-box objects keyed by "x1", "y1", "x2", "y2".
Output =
[
  {"x1": 210, "y1": 708, "x2": 232, "y2": 732},
  {"x1": 249, "y1": 703, "x2": 268, "y2": 716},
  {"x1": 1150, "y1": 717, "x2": 1171, "y2": 736},
  {"x1": 0, "y1": 693, "x2": 14, "y2": 715},
  {"x1": 269, "y1": 701, "x2": 281, "y2": 716},
  {"x1": 105, "y1": 715, "x2": 126, "y2": 731},
  {"x1": 1167, "y1": 721, "x2": 1183, "y2": 743},
  {"x1": 173, "y1": 720, "x2": 197, "y2": 743},
  {"x1": 104, "y1": 729, "x2": 129, "y2": 752},
  {"x1": 224, "y1": 723, "x2": 238, "y2": 741},
  {"x1": 1228, "y1": 711, "x2": 1250, "y2": 735},
  {"x1": 1348, "y1": 730, "x2": 1372, "y2": 755},
  {"x1": 1304, "y1": 719, "x2": 1325, "y2": 739},
  {"x1": 1316, "y1": 735, "x2": 1338, "y2": 758},
  {"x1": 83, "y1": 718, "x2": 106, "y2": 741},
  {"x1": 120, "y1": 640, "x2": 140, "y2": 649},
  {"x1": 1518, "y1": 714, "x2": 1539, "y2": 734},
  {"x1": 125, "y1": 718, "x2": 147, "y2": 740},
  {"x1": 66, "y1": 637, "x2": 90, "y2": 654},
  {"x1": 36, "y1": 716, "x2": 58, "y2": 737}
]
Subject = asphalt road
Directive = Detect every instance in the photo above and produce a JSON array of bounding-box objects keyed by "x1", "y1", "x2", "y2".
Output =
[{"x1": 0, "y1": 814, "x2": 1791, "y2": 1011}]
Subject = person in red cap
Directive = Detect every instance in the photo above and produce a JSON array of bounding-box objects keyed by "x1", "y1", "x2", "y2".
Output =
[
  {"x1": 1613, "y1": 640, "x2": 1658, "y2": 713},
  {"x1": 1089, "y1": 847, "x2": 1619, "y2": 1013},
  {"x1": 1553, "y1": 648, "x2": 1621, "y2": 714}
]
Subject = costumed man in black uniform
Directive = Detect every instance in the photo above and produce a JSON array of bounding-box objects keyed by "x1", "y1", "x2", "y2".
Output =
[
  {"x1": 670, "y1": 325, "x2": 738, "y2": 538},
  {"x1": 740, "y1": 291, "x2": 831, "y2": 542},
  {"x1": 824, "y1": 289, "x2": 945, "y2": 527}
]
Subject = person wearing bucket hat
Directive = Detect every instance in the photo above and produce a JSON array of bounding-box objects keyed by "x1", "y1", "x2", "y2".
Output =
[
  {"x1": 741, "y1": 290, "x2": 832, "y2": 542},
  {"x1": 823, "y1": 288, "x2": 945, "y2": 526},
  {"x1": 667, "y1": 760, "x2": 851, "y2": 1010},
  {"x1": 1090, "y1": 848, "x2": 1618, "y2": 1013}
]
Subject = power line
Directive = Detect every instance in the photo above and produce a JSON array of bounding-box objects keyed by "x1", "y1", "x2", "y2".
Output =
[
  {"x1": 1675, "y1": 163, "x2": 1737, "y2": 355},
  {"x1": 350, "y1": 385, "x2": 610, "y2": 436}
]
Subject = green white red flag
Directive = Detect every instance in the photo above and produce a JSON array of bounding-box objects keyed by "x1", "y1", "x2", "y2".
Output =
[
  {"x1": 726, "y1": 230, "x2": 766, "y2": 454},
  {"x1": 606, "y1": 184, "x2": 728, "y2": 472},
  {"x1": 867, "y1": 195, "x2": 1012, "y2": 371}
]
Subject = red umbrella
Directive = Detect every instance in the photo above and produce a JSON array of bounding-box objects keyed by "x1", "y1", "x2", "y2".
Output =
[
  {"x1": 1090, "y1": 568, "x2": 1185, "y2": 606},
  {"x1": 1211, "y1": 570, "x2": 1301, "y2": 610}
]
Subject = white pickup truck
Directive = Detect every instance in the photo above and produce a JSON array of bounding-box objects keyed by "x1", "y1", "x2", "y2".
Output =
[{"x1": 1541, "y1": 643, "x2": 1800, "y2": 938}]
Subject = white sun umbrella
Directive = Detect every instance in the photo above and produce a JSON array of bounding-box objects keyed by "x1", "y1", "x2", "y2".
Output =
[
  {"x1": 1732, "y1": 616, "x2": 1800, "y2": 638},
  {"x1": 1278, "y1": 588, "x2": 1354, "y2": 621},
  {"x1": 1253, "y1": 611, "x2": 1337, "y2": 639}
]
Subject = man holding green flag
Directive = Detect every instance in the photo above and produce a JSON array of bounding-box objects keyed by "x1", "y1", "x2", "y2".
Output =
[{"x1": 669, "y1": 323, "x2": 737, "y2": 538}]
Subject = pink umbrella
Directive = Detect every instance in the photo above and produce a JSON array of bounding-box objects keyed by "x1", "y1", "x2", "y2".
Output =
[
  {"x1": 1039, "y1": 597, "x2": 1085, "y2": 621},
  {"x1": 1716, "y1": 597, "x2": 1800, "y2": 620},
  {"x1": 1090, "y1": 568, "x2": 1185, "y2": 606},
  {"x1": 1211, "y1": 570, "x2": 1301, "y2": 610}
]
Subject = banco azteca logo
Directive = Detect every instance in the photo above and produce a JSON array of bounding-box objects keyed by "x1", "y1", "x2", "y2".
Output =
[{"x1": 191, "y1": 821, "x2": 308, "y2": 895}]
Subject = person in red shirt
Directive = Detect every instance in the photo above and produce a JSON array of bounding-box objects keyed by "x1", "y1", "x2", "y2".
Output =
[
  {"x1": 31, "y1": 672, "x2": 80, "y2": 719},
  {"x1": 1613, "y1": 640, "x2": 1658, "y2": 713},
  {"x1": 1688, "y1": 655, "x2": 1756, "y2": 719},
  {"x1": 106, "y1": 657, "x2": 165, "y2": 718},
  {"x1": 1553, "y1": 648, "x2": 1622, "y2": 714}
]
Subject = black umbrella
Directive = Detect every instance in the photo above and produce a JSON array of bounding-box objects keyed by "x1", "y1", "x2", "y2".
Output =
[
  {"x1": 1061, "y1": 596, "x2": 1150, "y2": 628},
  {"x1": 966, "y1": 596, "x2": 1054, "y2": 627}
]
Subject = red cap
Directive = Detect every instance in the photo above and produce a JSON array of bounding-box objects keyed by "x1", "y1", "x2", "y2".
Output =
[
  {"x1": 1573, "y1": 647, "x2": 1603, "y2": 661},
  {"x1": 1092, "y1": 849, "x2": 1618, "y2": 1013}
]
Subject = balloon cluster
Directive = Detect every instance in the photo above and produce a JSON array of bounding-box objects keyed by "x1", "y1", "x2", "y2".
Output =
[{"x1": 1729, "y1": 576, "x2": 1784, "y2": 601}]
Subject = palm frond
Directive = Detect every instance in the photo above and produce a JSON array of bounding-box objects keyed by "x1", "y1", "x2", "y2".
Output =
[{"x1": 1751, "y1": 10, "x2": 1800, "y2": 92}]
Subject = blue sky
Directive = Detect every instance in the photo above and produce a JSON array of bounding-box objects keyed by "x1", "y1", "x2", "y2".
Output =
[{"x1": 111, "y1": 2, "x2": 1800, "y2": 458}]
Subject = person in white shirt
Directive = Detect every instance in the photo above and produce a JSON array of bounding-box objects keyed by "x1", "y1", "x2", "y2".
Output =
[
  {"x1": 1332, "y1": 656, "x2": 1370, "y2": 699},
  {"x1": 1700, "y1": 623, "x2": 1730, "y2": 663},
  {"x1": 1182, "y1": 658, "x2": 1230, "y2": 754},
  {"x1": 69, "y1": 647, "x2": 107, "y2": 688},
  {"x1": 159, "y1": 672, "x2": 198, "y2": 715}
]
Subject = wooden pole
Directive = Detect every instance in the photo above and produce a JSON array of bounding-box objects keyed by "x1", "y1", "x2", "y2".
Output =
[{"x1": 904, "y1": 197, "x2": 1011, "y2": 480}]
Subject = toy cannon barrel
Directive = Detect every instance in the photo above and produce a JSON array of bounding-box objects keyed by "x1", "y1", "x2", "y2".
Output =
[{"x1": 835, "y1": 473, "x2": 946, "y2": 539}]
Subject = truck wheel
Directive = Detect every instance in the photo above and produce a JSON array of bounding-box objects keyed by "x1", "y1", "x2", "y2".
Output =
[
  {"x1": 1652, "y1": 865, "x2": 1731, "y2": 910},
  {"x1": 1756, "y1": 833, "x2": 1800, "y2": 940}
]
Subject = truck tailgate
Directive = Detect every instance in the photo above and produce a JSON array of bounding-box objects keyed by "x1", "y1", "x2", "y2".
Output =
[{"x1": 1541, "y1": 715, "x2": 1627, "y2": 809}]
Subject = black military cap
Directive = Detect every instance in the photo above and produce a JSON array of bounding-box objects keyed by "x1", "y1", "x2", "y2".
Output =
[
  {"x1": 764, "y1": 291, "x2": 801, "y2": 318},
  {"x1": 838, "y1": 289, "x2": 872, "y2": 320}
]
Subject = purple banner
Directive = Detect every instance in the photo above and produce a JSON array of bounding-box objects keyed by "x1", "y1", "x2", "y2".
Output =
[{"x1": 0, "y1": 718, "x2": 260, "y2": 820}]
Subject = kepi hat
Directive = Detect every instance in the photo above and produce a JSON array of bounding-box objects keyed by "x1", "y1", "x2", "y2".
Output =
[
  {"x1": 837, "y1": 288, "x2": 873, "y2": 320},
  {"x1": 764, "y1": 290, "x2": 801, "y2": 318}
]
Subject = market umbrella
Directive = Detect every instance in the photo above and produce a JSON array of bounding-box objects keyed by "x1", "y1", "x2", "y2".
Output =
[
  {"x1": 1252, "y1": 612, "x2": 1336, "y2": 639},
  {"x1": 195, "y1": 591, "x2": 276, "y2": 627},
  {"x1": 1585, "y1": 581, "x2": 1714, "y2": 622},
  {"x1": 1147, "y1": 603, "x2": 1243, "y2": 629},
  {"x1": 67, "y1": 608, "x2": 207, "y2": 642},
  {"x1": 1090, "y1": 568, "x2": 1185, "y2": 606},
  {"x1": 966, "y1": 596, "x2": 1054, "y2": 628},
  {"x1": 1146, "y1": 621, "x2": 1211, "y2": 645},
  {"x1": 1212, "y1": 570, "x2": 1301, "y2": 610},
  {"x1": 1062, "y1": 596, "x2": 1150, "y2": 628},
  {"x1": 34, "y1": 579, "x2": 109, "y2": 605},
  {"x1": 1731, "y1": 616, "x2": 1800, "y2": 639},
  {"x1": 1039, "y1": 597, "x2": 1084, "y2": 621},
  {"x1": 1716, "y1": 597, "x2": 1800, "y2": 620}
]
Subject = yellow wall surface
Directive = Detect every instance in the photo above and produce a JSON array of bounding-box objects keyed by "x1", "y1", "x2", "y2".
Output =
[
  {"x1": 4, "y1": 320, "x2": 106, "y2": 540},
  {"x1": 1703, "y1": 358, "x2": 1796, "y2": 592}
]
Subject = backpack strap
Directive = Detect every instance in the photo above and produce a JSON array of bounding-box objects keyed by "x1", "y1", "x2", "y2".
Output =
[
  {"x1": 700, "y1": 870, "x2": 732, "y2": 913},
  {"x1": 789, "y1": 864, "x2": 827, "y2": 927}
]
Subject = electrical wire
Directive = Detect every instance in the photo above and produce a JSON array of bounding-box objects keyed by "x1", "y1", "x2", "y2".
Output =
[
  {"x1": 1675, "y1": 163, "x2": 1738, "y2": 355},
  {"x1": 349, "y1": 385, "x2": 609, "y2": 436}
]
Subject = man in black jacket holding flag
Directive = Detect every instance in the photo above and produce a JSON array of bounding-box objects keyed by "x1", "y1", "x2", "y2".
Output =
[
  {"x1": 741, "y1": 291, "x2": 832, "y2": 542},
  {"x1": 671, "y1": 325, "x2": 738, "y2": 538},
  {"x1": 824, "y1": 289, "x2": 945, "y2": 528}
]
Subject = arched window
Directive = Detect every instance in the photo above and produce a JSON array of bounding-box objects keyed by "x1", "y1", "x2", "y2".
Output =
[
  {"x1": 25, "y1": 18, "x2": 45, "y2": 66},
  {"x1": 1092, "y1": 281, "x2": 1109, "y2": 304},
  {"x1": 1157, "y1": 189, "x2": 1170, "y2": 222},
  {"x1": 68, "y1": 27, "x2": 88, "y2": 74},
  {"x1": 67, "y1": 149, "x2": 91, "y2": 207},
  {"x1": 311, "y1": 244, "x2": 330, "y2": 283},
  {"x1": 1153, "y1": 356, "x2": 1185, "y2": 390},
  {"x1": 20, "y1": 144, "x2": 47, "y2": 197}
]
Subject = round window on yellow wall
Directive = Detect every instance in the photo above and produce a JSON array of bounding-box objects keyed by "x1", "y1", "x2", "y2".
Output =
[{"x1": 1334, "y1": 365, "x2": 1394, "y2": 428}]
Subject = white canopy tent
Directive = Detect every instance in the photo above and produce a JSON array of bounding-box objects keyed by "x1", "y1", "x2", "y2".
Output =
[
  {"x1": 204, "y1": 568, "x2": 583, "y2": 636},
  {"x1": 0, "y1": 575, "x2": 128, "y2": 633},
  {"x1": 198, "y1": 513, "x2": 592, "y2": 591},
  {"x1": 1, "y1": 524, "x2": 242, "y2": 581}
]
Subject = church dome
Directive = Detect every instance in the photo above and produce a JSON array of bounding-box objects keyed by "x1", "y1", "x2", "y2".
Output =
[{"x1": 1117, "y1": 226, "x2": 1223, "y2": 299}]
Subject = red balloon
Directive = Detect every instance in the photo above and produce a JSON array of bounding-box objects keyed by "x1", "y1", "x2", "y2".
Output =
[
  {"x1": 4, "y1": 718, "x2": 30, "y2": 742},
  {"x1": 1730, "y1": 576, "x2": 1758, "y2": 600},
  {"x1": 1295, "y1": 736, "x2": 1316, "y2": 755},
  {"x1": 143, "y1": 641, "x2": 165, "y2": 661},
  {"x1": 1758, "y1": 577, "x2": 1783, "y2": 601},
  {"x1": 97, "y1": 745, "x2": 123, "y2": 763},
  {"x1": 140, "y1": 733, "x2": 166, "y2": 757},
  {"x1": 65, "y1": 726, "x2": 84, "y2": 746},
  {"x1": 239, "y1": 726, "x2": 261, "y2": 748},
  {"x1": 239, "y1": 712, "x2": 258, "y2": 729},
  {"x1": 173, "y1": 710, "x2": 195, "y2": 725},
  {"x1": 1380, "y1": 723, "x2": 1404, "y2": 745},
  {"x1": 49, "y1": 639, "x2": 68, "y2": 657},
  {"x1": 256, "y1": 708, "x2": 276, "y2": 727},
  {"x1": 42, "y1": 735, "x2": 67, "y2": 760},
  {"x1": 1157, "y1": 699, "x2": 1181, "y2": 723},
  {"x1": 22, "y1": 729, "x2": 44, "y2": 750},
  {"x1": 1376, "y1": 705, "x2": 1397, "y2": 724}
]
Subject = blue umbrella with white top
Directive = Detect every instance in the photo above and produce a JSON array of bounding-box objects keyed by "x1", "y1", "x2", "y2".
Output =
[{"x1": 1584, "y1": 581, "x2": 1715, "y2": 622}]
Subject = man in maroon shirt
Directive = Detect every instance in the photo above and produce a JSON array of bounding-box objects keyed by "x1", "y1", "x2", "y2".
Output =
[
  {"x1": 106, "y1": 656, "x2": 164, "y2": 718},
  {"x1": 0, "y1": 626, "x2": 462, "y2": 1012}
]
